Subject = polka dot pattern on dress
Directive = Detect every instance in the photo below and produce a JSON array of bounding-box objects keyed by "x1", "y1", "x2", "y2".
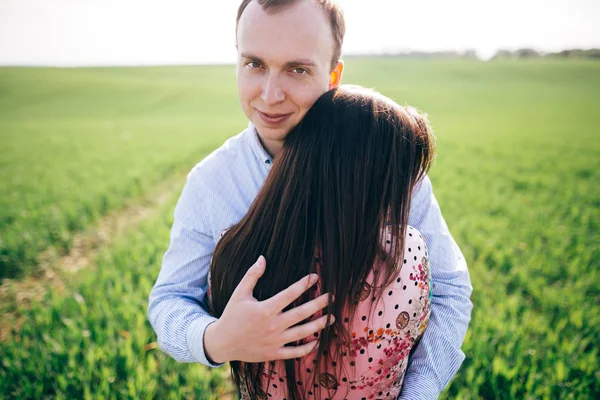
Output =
[{"x1": 238, "y1": 226, "x2": 432, "y2": 400}]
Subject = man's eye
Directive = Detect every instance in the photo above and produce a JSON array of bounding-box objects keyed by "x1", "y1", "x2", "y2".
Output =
[
  {"x1": 292, "y1": 67, "x2": 309, "y2": 75},
  {"x1": 246, "y1": 61, "x2": 262, "y2": 69}
]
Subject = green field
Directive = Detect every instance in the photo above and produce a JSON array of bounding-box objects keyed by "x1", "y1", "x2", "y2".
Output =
[
  {"x1": 0, "y1": 66, "x2": 246, "y2": 279},
  {"x1": 0, "y1": 59, "x2": 599, "y2": 399}
]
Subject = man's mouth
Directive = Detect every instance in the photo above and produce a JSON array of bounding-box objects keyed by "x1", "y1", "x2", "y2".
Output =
[{"x1": 257, "y1": 110, "x2": 292, "y2": 125}]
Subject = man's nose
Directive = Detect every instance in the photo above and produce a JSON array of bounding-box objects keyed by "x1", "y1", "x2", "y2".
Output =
[{"x1": 261, "y1": 73, "x2": 285, "y2": 105}]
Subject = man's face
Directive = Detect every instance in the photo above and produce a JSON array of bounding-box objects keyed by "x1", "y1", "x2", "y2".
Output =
[{"x1": 236, "y1": 0, "x2": 341, "y2": 156}]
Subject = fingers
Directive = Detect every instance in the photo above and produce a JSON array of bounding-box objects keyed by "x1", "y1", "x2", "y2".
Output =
[
  {"x1": 262, "y1": 273, "x2": 319, "y2": 312},
  {"x1": 277, "y1": 292, "x2": 333, "y2": 330},
  {"x1": 274, "y1": 340, "x2": 319, "y2": 360},
  {"x1": 231, "y1": 256, "x2": 266, "y2": 299},
  {"x1": 280, "y1": 314, "x2": 335, "y2": 345}
]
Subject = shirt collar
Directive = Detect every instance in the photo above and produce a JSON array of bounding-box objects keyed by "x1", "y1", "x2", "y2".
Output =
[{"x1": 247, "y1": 122, "x2": 273, "y2": 165}]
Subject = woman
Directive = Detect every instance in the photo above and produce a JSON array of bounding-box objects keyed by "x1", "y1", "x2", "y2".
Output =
[{"x1": 209, "y1": 85, "x2": 435, "y2": 400}]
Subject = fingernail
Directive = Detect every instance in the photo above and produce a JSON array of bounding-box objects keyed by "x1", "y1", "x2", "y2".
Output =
[
  {"x1": 257, "y1": 255, "x2": 265, "y2": 267},
  {"x1": 309, "y1": 274, "x2": 319, "y2": 284}
]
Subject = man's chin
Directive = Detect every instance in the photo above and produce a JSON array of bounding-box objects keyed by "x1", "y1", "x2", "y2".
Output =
[{"x1": 255, "y1": 124, "x2": 290, "y2": 143}]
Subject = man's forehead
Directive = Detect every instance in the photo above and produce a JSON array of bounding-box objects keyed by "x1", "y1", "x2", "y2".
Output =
[{"x1": 237, "y1": 0, "x2": 334, "y2": 66}]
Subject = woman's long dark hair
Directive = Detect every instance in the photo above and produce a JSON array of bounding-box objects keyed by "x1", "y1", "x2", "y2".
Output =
[{"x1": 209, "y1": 85, "x2": 435, "y2": 400}]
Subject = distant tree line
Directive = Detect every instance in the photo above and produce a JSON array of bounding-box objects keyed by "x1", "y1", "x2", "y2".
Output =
[
  {"x1": 345, "y1": 50, "x2": 479, "y2": 60},
  {"x1": 491, "y1": 48, "x2": 600, "y2": 60},
  {"x1": 345, "y1": 48, "x2": 600, "y2": 61}
]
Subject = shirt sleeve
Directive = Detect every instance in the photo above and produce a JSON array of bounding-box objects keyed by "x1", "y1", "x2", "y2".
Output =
[
  {"x1": 398, "y1": 174, "x2": 473, "y2": 400},
  {"x1": 147, "y1": 170, "x2": 225, "y2": 367}
]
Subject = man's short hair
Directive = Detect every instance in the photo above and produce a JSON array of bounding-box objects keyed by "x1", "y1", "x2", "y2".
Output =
[{"x1": 236, "y1": 0, "x2": 345, "y2": 71}]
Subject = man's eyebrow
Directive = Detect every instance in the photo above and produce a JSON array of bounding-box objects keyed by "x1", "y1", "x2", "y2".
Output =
[
  {"x1": 283, "y1": 59, "x2": 317, "y2": 69},
  {"x1": 241, "y1": 53, "x2": 262, "y2": 61},
  {"x1": 240, "y1": 53, "x2": 265, "y2": 63}
]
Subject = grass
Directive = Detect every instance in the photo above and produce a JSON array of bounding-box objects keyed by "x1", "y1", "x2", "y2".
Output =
[
  {"x1": 0, "y1": 186, "x2": 235, "y2": 399},
  {"x1": 1, "y1": 58, "x2": 599, "y2": 399},
  {"x1": 0, "y1": 66, "x2": 246, "y2": 279}
]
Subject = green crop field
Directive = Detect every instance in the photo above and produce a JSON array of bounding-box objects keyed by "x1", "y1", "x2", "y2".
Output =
[
  {"x1": 0, "y1": 66, "x2": 247, "y2": 280},
  {"x1": 0, "y1": 59, "x2": 599, "y2": 399}
]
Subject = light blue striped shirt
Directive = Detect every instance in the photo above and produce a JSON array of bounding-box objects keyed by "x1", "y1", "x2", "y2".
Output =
[{"x1": 148, "y1": 124, "x2": 473, "y2": 400}]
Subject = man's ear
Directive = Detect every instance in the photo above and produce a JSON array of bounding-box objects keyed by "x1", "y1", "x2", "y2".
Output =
[{"x1": 328, "y1": 60, "x2": 344, "y2": 90}]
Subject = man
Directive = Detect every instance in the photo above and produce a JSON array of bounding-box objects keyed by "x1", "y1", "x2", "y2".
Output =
[{"x1": 148, "y1": 1, "x2": 473, "y2": 399}]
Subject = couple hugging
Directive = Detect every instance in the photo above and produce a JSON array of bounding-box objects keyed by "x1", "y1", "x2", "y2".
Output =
[{"x1": 149, "y1": 1, "x2": 472, "y2": 399}]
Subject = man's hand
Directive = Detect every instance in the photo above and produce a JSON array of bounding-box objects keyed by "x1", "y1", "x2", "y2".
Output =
[{"x1": 204, "y1": 255, "x2": 334, "y2": 364}]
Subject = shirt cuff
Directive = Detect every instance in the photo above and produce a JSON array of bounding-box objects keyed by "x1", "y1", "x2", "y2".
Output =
[
  {"x1": 187, "y1": 315, "x2": 225, "y2": 367},
  {"x1": 397, "y1": 373, "x2": 440, "y2": 400}
]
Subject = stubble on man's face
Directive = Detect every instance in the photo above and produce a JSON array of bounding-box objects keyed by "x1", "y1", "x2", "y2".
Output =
[{"x1": 236, "y1": 0, "x2": 336, "y2": 157}]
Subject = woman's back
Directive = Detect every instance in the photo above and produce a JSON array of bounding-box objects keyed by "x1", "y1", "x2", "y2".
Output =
[
  {"x1": 209, "y1": 86, "x2": 436, "y2": 399},
  {"x1": 239, "y1": 226, "x2": 432, "y2": 400}
]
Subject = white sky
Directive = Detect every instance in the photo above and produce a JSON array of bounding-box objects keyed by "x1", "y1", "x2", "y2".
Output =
[{"x1": 0, "y1": 0, "x2": 598, "y2": 66}]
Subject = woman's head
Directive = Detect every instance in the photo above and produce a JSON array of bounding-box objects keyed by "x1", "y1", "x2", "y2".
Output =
[
  {"x1": 280, "y1": 84, "x2": 434, "y2": 240},
  {"x1": 210, "y1": 84, "x2": 435, "y2": 399}
]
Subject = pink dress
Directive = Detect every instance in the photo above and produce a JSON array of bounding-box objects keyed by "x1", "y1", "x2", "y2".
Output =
[{"x1": 218, "y1": 226, "x2": 432, "y2": 400}]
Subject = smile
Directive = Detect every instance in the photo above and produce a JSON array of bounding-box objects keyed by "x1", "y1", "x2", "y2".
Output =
[{"x1": 256, "y1": 110, "x2": 292, "y2": 125}]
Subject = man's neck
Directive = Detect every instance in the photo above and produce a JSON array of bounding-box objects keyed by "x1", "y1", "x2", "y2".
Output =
[{"x1": 256, "y1": 134, "x2": 283, "y2": 159}]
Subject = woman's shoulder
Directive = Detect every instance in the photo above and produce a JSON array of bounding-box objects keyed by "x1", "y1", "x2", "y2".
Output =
[
  {"x1": 402, "y1": 225, "x2": 429, "y2": 270},
  {"x1": 378, "y1": 225, "x2": 429, "y2": 285},
  {"x1": 383, "y1": 225, "x2": 427, "y2": 253},
  {"x1": 405, "y1": 225, "x2": 427, "y2": 250}
]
